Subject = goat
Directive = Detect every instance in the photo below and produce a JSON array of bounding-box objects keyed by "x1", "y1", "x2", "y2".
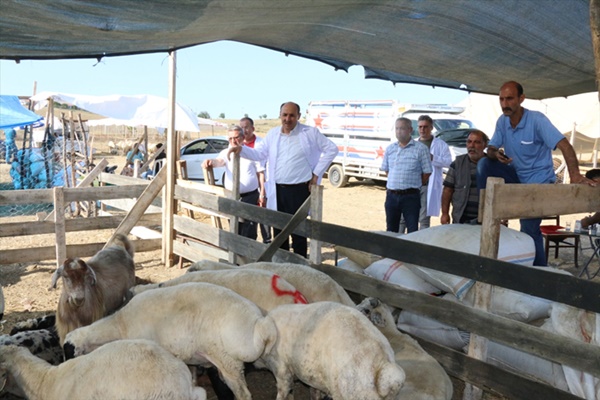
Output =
[
  {"x1": 0, "y1": 339, "x2": 206, "y2": 400},
  {"x1": 356, "y1": 297, "x2": 453, "y2": 400},
  {"x1": 50, "y1": 233, "x2": 135, "y2": 345}
]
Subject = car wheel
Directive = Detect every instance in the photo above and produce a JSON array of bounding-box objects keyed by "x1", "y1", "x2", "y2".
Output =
[{"x1": 328, "y1": 164, "x2": 348, "y2": 188}]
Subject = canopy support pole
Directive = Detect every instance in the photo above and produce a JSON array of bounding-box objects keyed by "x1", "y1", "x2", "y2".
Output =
[{"x1": 163, "y1": 50, "x2": 177, "y2": 267}]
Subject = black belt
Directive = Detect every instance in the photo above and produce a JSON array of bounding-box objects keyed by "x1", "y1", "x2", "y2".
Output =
[
  {"x1": 240, "y1": 189, "x2": 258, "y2": 197},
  {"x1": 276, "y1": 180, "x2": 310, "y2": 188},
  {"x1": 387, "y1": 188, "x2": 420, "y2": 195}
]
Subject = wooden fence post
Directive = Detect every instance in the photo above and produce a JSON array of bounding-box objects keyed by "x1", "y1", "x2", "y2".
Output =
[
  {"x1": 53, "y1": 187, "x2": 66, "y2": 269},
  {"x1": 463, "y1": 177, "x2": 503, "y2": 400},
  {"x1": 309, "y1": 184, "x2": 323, "y2": 264}
]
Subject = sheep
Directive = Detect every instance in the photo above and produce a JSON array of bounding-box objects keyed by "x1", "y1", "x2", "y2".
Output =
[
  {"x1": 261, "y1": 301, "x2": 406, "y2": 400},
  {"x1": 50, "y1": 233, "x2": 136, "y2": 345},
  {"x1": 356, "y1": 297, "x2": 453, "y2": 400},
  {"x1": 0, "y1": 339, "x2": 206, "y2": 400},
  {"x1": 189, "y1": 260, "x2": 355, "y2": 306},
  {"x1": 130, "y1": 269, "x2": 307, "y2": 314},
  {"x1": 10, "y1": 315, "x2": 56, "y2": 335},
  {"x1": 63, "y1": 282, "x2": 277, "y2": 400},
  {"x1": 0, "y1": 327, "x2": 62, "y2": 398}
]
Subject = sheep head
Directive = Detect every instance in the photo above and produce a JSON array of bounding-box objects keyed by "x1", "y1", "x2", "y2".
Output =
[
  {"x1": 56, "y1": 258, "x2": 98, "y2": 308},
  {"x1": 356, "y1": 297, "x2": 390, "y2": 328}
]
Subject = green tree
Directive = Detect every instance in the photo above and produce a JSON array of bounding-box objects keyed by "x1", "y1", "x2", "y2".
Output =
[
  {"x1": 198, "y1": 111, "x2": 211, "y2": 119},
  {"x1": 219, "y1": 113, "x2": 225, "y2": 119}
]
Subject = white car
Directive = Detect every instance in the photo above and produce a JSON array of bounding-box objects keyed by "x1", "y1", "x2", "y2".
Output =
[{"x1": 179, "y1": 136, "x2": 228, "y2": 185}]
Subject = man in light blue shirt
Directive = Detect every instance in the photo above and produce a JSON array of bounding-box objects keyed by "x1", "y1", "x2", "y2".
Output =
[
  {"x1": 477, "y1": 81, "x2": 594, "y2": 266},
  {"x1": 381, "y1": 117, "x2": 432, "y2": 233}
]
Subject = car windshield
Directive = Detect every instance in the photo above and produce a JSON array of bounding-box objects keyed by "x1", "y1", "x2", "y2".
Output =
[{"x1": 433, "y1": 119, "x2": 474, "y2": 131}]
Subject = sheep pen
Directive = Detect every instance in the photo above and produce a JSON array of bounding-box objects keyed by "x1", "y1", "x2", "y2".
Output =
[{"x1": 2, "y1": 143, "x2": 594, "y2": 399}]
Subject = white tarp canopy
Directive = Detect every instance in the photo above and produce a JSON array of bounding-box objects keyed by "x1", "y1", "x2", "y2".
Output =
[
  {"x1": 30, "y1": 92, "x2": 200, "y2": 132},
  {"x1": 459, "y1": 92, "x2": 600, "y2": 139}
]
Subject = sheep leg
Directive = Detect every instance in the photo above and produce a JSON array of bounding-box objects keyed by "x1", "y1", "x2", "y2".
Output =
[
  {"x1": 212, "y1": 360, "x2": 252, "y2": 400},
  {"x1": 207, "y1": 366, "x2": 235, "y2": 400},
  {"x1": 274, "y1": 371, "x2": 295, "y2": 400}
]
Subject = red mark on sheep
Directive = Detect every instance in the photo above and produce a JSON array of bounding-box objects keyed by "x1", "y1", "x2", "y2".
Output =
[{"x1": 271, "y1": 275, "x2": 308, "y2": 304}]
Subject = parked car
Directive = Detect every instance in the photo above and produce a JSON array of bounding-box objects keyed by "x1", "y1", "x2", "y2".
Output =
[
  {"x1": 434, "y1": 127, "x2": 480, "y2": 161},
  {"x1": 179, "y1": 136, "x2": 228, "y2": 185}
]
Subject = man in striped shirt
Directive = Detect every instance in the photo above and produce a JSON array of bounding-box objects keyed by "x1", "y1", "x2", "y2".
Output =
[{"x1": 380, "y1": 117, "x2": 432, "y2": 233}]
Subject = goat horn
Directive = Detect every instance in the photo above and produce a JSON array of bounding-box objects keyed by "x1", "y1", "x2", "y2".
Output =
[{"x1": 49, "y1": 263, "x2": 66, "y2": 290}]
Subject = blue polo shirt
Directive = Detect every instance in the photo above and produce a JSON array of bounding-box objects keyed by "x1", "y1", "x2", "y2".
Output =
[
  {"x1": 381, "y1": 140, "x2": 432, "y2": 190},
  {"x1": 490, "y1": 109, "x2": 564, "y2": 184}
]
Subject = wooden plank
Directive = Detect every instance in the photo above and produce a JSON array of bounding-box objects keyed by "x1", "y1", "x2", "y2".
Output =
[
  {"x1": 0, "y1": 188, "x2": 53, "y2": 205},
  {"x1": 177, "y1": 178, "x2": 231, "y2": 197},
  {"x1": 53, "y1": 187, "x2": 66, "y2": 268},
  {"x1": 491, "y1": 183, "x2": 600, "y2": 219},
  {"x1": 312, "y1": 263, "x2": 600, "y2": 377},
  {"x1": 105, "y1": 165, "x2": 167, "y2": 248},
  {"x1": 258, "y1": 195, "x2": 311, "y2": 262},
  {"x1": 63, "y1": 185, "x2": 146, "y2": 202},
  {"x1": 466, "y1": 178, "x2": 503, "y2": 400},
  {"x1": 309, "y1": 184, "x2": 323, "y2": 264},
  {"x1": 102, "y1": 198, "x2": 162, "y2": 214},
  {"x1": 1, "y1": 239, "x2": 161, "y2": 265},
  {"x1": 173, "y1": 237, "x2": 229, "y2": 262},
  {"x1": 173, "y1": 215, "x2": 308, "y2": 265},
  {"x1": 418, "y1": 339, "x2": 582, "y2": 400},
  {"x1": 98, "y1": 173, "x2": 150, "y2": 186},
  {"x1": 310, "y1": 221, "x2": 600, "y2": 313}
]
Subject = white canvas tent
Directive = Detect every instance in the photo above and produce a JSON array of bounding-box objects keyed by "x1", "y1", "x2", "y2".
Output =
[
  {"x1": 458, "y1": 92, "x2": 600, "y2": 162},
  {"x1": 30, "y1": 92, "x2": 200, "y2": 133}
]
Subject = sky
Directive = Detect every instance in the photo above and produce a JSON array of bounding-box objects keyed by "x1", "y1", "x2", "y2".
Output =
[{"x1": 0, "y1": 40, "x2": 470, "y2": 120}]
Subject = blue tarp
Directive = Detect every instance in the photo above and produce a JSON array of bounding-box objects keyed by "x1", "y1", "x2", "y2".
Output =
[{"x1": 0, "y1": 95, "x2": 43, "y2": 130}]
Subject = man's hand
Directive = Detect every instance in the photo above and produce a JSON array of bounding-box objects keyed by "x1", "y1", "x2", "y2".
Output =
[
  {"x1": 440, "y1": 213, "x2": 450, "y2": 225},
  {"x1": 227, "y1": 145, "x2": 242, "y2": 161},
  {"x1": 202, "y1": 159, "x2": 212, "y2": 169},
  {"x1": 569, "y1": 173, "x2": 597, "y2": 186},
  {"x1": 308, "y1": 174, "x2": 318, "y2": 193},
  {"x1": 496, "y1": 149, "x2": 512, "y2": 165}
]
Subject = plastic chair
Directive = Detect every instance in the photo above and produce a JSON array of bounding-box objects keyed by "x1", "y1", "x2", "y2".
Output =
[{"x1": 541, "y1": 216, "x2": 579, "y2": 267}]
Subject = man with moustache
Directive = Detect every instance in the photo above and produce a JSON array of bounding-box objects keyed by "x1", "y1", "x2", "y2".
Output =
[
  {"x1": 477, "y1": 81, "x2": 595, "y2": 266},
  {"x1": 239, "y1": 116, "x2": 272, "y2": 244},
  {"x1": 229, "y1": 102, "x2": 338, "y2": 257},
  {"x1": 441, "y1": 130, "x2": 489, "y2": 224},
  {"x1": 381, "y1": 117, "x2": 432, "y2": 233}
]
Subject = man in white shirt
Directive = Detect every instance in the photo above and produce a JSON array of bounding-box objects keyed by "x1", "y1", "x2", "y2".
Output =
[
  {"x1": 229, "y1": 102, "x2": 338, "y2": 257},
  {"x1": 239, "y1": 116, "x2": 272, "y2": 244},
  {"x1": 203, "y1": 125, "x2": 263, "y2": 239}
]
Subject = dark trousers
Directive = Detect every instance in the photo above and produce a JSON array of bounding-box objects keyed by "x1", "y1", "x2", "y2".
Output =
[
  {"x1": 239, "y1": 189, "x2": 259, "y2": 240},
  {"x1": 275, "y1": 182, "x2": 310, "y2": 257},
  {"x1": 385, "y1": 191, "x2": 421, "y2": 233},
  {"x1": 477, "y1": 157, "x2": 546, "y2": 266}
]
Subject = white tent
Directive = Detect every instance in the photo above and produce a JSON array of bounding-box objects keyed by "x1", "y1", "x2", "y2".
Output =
[{"x1": 30, "y1": 92, "x2": 200, "y2": 132}]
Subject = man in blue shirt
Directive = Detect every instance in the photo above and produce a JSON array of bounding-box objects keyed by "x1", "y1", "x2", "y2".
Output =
[
  {"x1": 477, "y1": 81, "x2": 594, "y2": 266},
  {"x1": 381, "y1": 117, "x2": 432, "y2": 233}
]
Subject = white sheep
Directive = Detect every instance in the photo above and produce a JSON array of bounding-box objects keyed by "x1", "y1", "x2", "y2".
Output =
[
  {"x1": 50, "y1": 233, "x2": 136, "y2": 345},
  {"x1": 0, "y1": 339, "x2": 206, "y2": 400},
  {"x1": 189, "y1": 260, "x2": 355, "y2": 306},
  {"x1": 356, "y1": 297, "x2": 453, "y2": 400},
  {"x1": 261, "y1": 301, "x2": 405, "y2": 400},
  {"x1": 130, "y1": 269, "x2": 307, "y2": 314},
  {"x1": 64, "y1": 282, "x2": 277, "y2": 400}
]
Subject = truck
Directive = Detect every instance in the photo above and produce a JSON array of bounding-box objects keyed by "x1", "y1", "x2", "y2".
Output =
[{"x1": 304, "y1": 99, "x2": 475, "y2": 188}]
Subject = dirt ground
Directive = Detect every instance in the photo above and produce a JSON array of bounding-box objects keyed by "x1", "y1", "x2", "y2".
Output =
[{"x1": 1, "y1": 126, "x2": 598, "y2": 399}]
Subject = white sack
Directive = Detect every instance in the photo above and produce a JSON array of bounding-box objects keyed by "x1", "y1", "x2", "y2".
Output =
[
  {"x1": 402, "y1": 224, "x2": 535, "y2": 299},
  {"x1": 365, "y1": 258, "x2": 443, "y2": 295},
  {"x1": 336, "y1": 257, "x2": 366, "y2": 274}
]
